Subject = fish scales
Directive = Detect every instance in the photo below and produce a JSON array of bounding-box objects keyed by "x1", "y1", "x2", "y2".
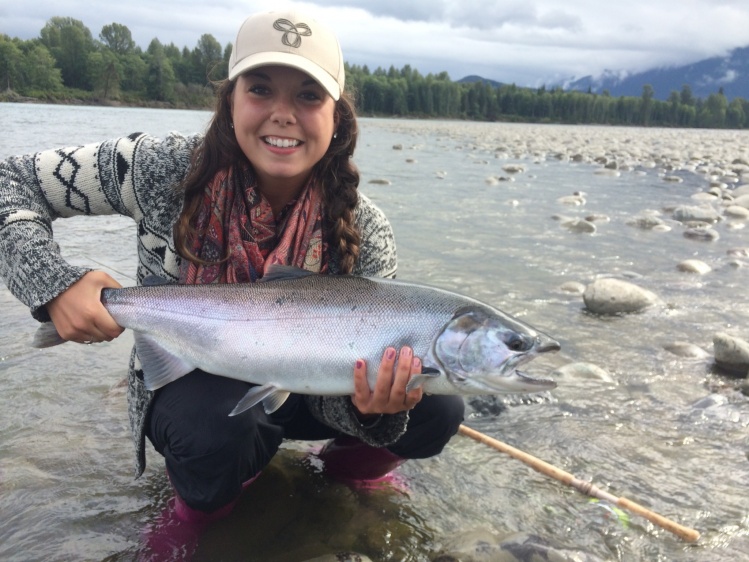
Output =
[
  {"x1": 103, "y1": 275, "x2": 476, "y2": 394},
  {"x1": 34, "y1": 266, "x2": 558, "y2": 414}
]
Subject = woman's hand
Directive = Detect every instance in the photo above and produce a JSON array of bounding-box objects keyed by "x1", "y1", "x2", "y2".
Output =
[
  {"x1": 351, "y1": 346, "x2": 424, "y2": 416},
  {"x1": 46, "y1": 271, "x2": 124, "y2": 344}
]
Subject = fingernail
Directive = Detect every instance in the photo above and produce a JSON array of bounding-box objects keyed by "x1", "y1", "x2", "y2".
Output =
[
  {"x1": 355, "y1": 359, "x2": 364, "y2": 369},
  {"x1": 386, "y1": 348, "x2": 396, "y2": 360},
  {"x1": 401, "y1": 346, "x2": 412, "y2": 358},
  {"x1": 412, "y1": 357, "x2": 421, "y2": 370}
]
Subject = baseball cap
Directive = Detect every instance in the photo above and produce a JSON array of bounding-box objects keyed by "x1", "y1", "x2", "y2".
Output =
[{"x1": 228, "y1": 11, "x2": 345, "y2": 100}]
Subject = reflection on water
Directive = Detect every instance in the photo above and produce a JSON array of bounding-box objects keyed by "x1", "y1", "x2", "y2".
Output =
[{"x1": 1, "y1": 104, "x2": 748, "y2": 561}]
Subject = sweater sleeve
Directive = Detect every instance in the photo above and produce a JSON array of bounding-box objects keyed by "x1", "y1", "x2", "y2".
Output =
[
  {"x1": 304, "y1": 193, "x2": 409, "y2": 447},
  {"x1": 0, "y1": 132, "x2": 199, "y2": 320}
]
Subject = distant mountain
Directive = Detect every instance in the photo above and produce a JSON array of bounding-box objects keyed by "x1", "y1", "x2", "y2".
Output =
[
  {"x1": 563, "y1": 46, "x2": 749, "y2": 100},
  {"x1": 458, "y1": 75, "x2": 504, "y2": 88}
]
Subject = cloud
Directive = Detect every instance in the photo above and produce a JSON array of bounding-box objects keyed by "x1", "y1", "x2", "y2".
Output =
[{"x1": 3, "y1": 0, "x2": 749, "y2": 86}]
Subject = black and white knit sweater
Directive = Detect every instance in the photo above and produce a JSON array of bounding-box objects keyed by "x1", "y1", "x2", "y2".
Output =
[{"x1": 0, "y1": 132, "x2": 406, "y2": 478}]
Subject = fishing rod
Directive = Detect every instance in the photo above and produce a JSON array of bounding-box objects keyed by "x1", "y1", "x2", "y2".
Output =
[{"x1": 458, "y1": 424, "x2": 700, "y2": 543}]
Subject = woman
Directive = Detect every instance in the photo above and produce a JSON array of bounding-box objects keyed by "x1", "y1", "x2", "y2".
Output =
[{"x1": 0, "y1": 10, "x2": 464, "y2": 528}]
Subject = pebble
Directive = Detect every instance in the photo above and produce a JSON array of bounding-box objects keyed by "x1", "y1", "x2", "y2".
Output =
[
  {"x1": 672, "y1": 205, "x2": 722, "y2": 223},
  {"x1": 434, "y1": 531, "x2": 604, "y2": 562},
  {"x1": 627, "y1": 215, "x2": 666, "y2": 230},
  {"x1": 663, "y1": 342, "x2": 711, "y2": 359},
  {"x1": 502, "y1": 164, "x2": 525, "y2": 174},
  {"x1": 677, "y1": 259, "x2": 712, "y2": 274},
  {"x1": 683, "y1": 226, "x2": 720, "y2": 241},
  {"x1": 367, "y1": 178, "x2": 391, "y2": 185},
  {"x1": 725, "y1": 205, "x2": 749, "y2": 219},
  {"x1": 561, "y1": 218, "x2": 596, "y2": 233},
  {"x1": 559, "y1": 281, "x2": 586, "y2": 294},
  {"x1": 732, "y1": 184, "x2": 749, "y2": 197},
  {"x1": 551, "y1": 362, "x2": 615, "y2": 383},
  {"x1": 733, "y1": 194, "x2": 749, "y2": 209},
  {"x1": 713, "y1": 333, "x2": 749, "y2": 376},
  {"x1": 585, "y1": 214, "x2": 611, "y2": 223},
  {"x1": 583, "y1": 278, "x2": 660, "y2": 314},
  {"x1": 557, "y1": 194, "x2": 586, "y2": 206}
]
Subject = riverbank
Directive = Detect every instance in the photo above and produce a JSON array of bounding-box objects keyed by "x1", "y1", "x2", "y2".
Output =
[{"x1": 0, "y1": 89, "x2": 212, "y2": 111}]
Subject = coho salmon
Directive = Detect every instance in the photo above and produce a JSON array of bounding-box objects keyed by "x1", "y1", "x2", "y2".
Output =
[{"x1": 33, "y1": 266, "x2": 560, "y2": 416}]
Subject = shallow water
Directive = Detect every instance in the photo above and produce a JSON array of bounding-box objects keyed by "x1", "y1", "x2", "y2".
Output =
[{"x1": 1, "y1": 103, "x2": 748, "y2": 561}]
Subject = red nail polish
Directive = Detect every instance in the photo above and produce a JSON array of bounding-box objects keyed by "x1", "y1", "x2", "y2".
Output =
[
  {"x1": 387, "y1": 348, "x2": 396, "y2": 360},
  {"x1": 356, "y1": 359, "x2": 364, "y2": 369}
]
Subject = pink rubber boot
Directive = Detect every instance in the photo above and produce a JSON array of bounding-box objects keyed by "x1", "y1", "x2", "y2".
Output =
[
  {"x1": 141, "y1": 474, "x2": 259, "y2": 561},
  {"x1": 317, "y1": 436, "x2": 407, "y2": 490}
]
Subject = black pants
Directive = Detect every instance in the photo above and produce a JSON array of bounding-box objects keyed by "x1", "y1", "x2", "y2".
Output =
[{"x1": 146, "y1": 370, "x2": 465, "y2": 512}]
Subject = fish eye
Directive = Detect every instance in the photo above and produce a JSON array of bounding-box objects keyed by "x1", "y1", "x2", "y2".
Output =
[{"x1": 505, "y1": 333, "x2": 531, "y2": 352}]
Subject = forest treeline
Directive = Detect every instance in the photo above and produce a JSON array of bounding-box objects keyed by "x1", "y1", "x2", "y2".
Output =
[{"x1": 2, "y1": 16, "x2": 748, "y2": 129}]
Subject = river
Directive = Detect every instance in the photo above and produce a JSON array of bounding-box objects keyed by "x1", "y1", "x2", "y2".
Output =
[{"x1": 1, "y1": 103, "x2": 748, "y2": 561}]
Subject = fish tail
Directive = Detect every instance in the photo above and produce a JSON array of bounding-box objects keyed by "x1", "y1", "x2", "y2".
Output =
[{"x1": 31, "y1": 322, "x2": 67, "y2": 348}]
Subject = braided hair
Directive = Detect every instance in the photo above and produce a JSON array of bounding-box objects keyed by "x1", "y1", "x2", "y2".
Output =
[{"x1": 173, "y1": 79, "x2": 361, "y2": 274}]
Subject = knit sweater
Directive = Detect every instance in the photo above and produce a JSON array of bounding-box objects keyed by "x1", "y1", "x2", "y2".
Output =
[{"x1": 0, "y1": 132, "x2": 407, "y2": 478}]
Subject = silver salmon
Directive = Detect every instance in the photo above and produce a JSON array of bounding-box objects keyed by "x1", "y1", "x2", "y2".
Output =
[{"x1": 33, "y1": 266, "x2": 560, "y2": 415}]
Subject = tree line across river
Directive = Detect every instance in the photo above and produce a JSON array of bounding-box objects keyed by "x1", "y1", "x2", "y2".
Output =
[{"x1": 1, "y1": 16, "x2": 747, "y2": 129}]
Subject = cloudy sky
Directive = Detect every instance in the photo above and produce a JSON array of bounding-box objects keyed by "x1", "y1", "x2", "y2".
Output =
[{"x1": 4, "y1": 0, "x2": 749, "y2": 86}]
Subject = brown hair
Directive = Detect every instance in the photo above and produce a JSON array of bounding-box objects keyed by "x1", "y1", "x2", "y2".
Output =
[{"x1": 173, "y1": 79, "x2": 361, "y2": 274}]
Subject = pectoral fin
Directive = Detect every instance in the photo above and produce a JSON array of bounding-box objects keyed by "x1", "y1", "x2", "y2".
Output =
[
  {"x1": 229, "y1": 384, "x2": 291, "y2": 416},
  {"x1": 134, "y1": 332, "x2": 195, "y2": 390},
  {"x1": 406, "y1": 367, "x2": 441, "y2": 392}
]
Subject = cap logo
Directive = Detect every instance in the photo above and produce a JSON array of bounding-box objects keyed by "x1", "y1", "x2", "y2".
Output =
[{"x1": 272, "y1": 19, "x2": 312, "y2": 48}]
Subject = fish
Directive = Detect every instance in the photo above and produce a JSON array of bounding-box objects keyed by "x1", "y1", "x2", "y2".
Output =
[{"x1": 33, "y1": 265, "x2": 560, "y2": 416}]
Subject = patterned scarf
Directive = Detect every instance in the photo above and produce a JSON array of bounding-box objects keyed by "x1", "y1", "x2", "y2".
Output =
[{"x1": 180, "y1": 165, "x2": 327, "y2": 284}]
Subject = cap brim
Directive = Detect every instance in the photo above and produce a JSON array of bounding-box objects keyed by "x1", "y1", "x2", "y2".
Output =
[{"x1": 228, "y1": 52, "x2": 341, "y2": 100}]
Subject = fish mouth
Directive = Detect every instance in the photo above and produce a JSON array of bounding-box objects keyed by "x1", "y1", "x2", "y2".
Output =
[{"x1": 515, "y1": 370, "x2": 557, "y2": 389}]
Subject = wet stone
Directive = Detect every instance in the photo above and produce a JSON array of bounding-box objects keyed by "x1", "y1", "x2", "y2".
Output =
[
  {"x1": 713, "y1": 332, "x2": 749, "y2": 377},
  {"x1": 663, "y1": 342, "x2": 711, "y2": 359},
  {"x1": 583, "y1": 277, "x2": 660, "y2": 314},
  {"x1": 677, "y1": 259, "x2": 712, "y2": 274}
]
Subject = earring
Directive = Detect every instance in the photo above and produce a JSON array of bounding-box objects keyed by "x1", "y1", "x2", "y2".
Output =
[
  {"x1": 230, "y1": 123, "x2": 235, "y2": 129},
  {"x1": 333, "y1": 131, "x2": 338, "y2": 139}
]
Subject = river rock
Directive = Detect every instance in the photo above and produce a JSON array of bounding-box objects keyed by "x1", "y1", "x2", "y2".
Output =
[
  {"x1": 732, "y1": 184, "x2": 749, "y2": 197},
  {"x1": 673, "y1": 205, "x2": 722, "y2": 223},
  {"x1": 583, "y1": 278, "x2": 659, "y2": 314},
  {"x1": 725, "y1": 205, "x2": 749, "y2": 219},
  {"x1": 663, "y1": 342, "x2": 711, "y2": 359},
  {"x1": 677, "y1": 259, "x2": 712, "y2": 274},
  {"x1": 733, "y1": 194, "x2": 749, "y2": 209},
  {"x1": 552, "y1": 362, "x2": 615, "y2": 383},
  {"x1": 558, "y1": 194, "x2": 586, "y2": 206},
  {"x1": 502, "y1": 164, "x2": 525, "y2": 174},
  {"x1": 585, "y1": 213, "x2": 611, "y2": 223},
  {"x1": 663, "y1": 175, "x2": 684, "y2": 183},
  {"x1": 434, "y1": 531, "x2": 604, "y2": 562},
  {"x1": 559, "y1": 281, "x2": 586, "y2": 294},
  {"x1": 367, "y1": 178, "x2": 391, "y2": 185},
  {"x1": 627, "y1": 214, "x2": 665, "y2": 230},
  {"x1": 561, "y1": 218, "x2": 596, "y2": 233},
  {"x1": 683, "y1": 226, "x2": 720, "y2": 241},
  {"x1": 713, "y1": 333, "x2": 749, "y2": 376}
]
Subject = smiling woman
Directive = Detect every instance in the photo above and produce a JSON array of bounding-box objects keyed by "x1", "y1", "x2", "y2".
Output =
[
  {"x1": 0, "y1": 8, "x2": 465, "y2": 559},
  {"x1": 230, "y1": 67, "x2": 338, "y2": 208}
]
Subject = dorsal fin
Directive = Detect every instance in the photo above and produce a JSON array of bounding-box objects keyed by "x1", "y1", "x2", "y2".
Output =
[{"x1": 260, "y1": 265, "x2": 316, "y2": 283}]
